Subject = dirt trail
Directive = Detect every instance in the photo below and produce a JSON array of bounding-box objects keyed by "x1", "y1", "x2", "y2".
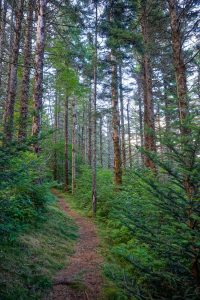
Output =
[{"x1": 45, "y1": 190, "x2": 103, "y2": 300}]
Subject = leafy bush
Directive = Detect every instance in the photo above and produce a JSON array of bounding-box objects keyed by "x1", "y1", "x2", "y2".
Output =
[
  {"x1": 103, "y1": 127, "x2": 200, "y2": 299},
  {"x1": 0, "y1": 143, "x2": 53, "y2": 240},
  {"x1": 103, "y1": 170, "x2": 199, "y2": 299}
]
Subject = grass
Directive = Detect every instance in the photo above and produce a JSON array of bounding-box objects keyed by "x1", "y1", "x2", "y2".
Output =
[{"x1": 0, "y1": 201, "x2": 78, "y2": 300}]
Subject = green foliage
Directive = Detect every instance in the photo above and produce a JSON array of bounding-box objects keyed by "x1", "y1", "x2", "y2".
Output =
[
  {"x1": 0, "y1": 203, "x2": 77, "y2": 299},
  {"x1": 72, "y1": 166, "x2": 114, "y2": 217},
  {"x1": 103, "y1": 120, "x2": 200, "y2": 299},
  {"x1": 69, "y1": 120, "x2": 200, "y2": 299},
  {"x1": 0, "y1": 143, "x2": 53, "y2": 240}
]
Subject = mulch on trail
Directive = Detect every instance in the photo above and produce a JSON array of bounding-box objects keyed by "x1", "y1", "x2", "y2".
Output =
[{"x1": 45, "y1": 191, "x2": 103, "y2": 300}]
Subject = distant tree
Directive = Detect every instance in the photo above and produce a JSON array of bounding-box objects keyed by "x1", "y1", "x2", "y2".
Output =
[
  {"x1": 32, "y1": 0, "x2": 46, "y2": 153},
  {"x1": 3, "y1": 0, "x2": 24, "y2": 143}
]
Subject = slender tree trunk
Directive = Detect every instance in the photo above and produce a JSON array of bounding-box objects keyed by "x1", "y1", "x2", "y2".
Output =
[
  {"x1": 64, "y1": 96, "x2": 69, "y2": 191},
  {"x1": 140, "y1": 4, "x2": 156, "y2": 171},
  {"x1": 163, "y1": 76, "x2": 171, "y2": 132},
  {"x1": 0, "y1": 0, "x2": 7, "y2": 125},
  {"x1": 78, "y1": 123, "x2": 81, "y2": 151},
  {"x1": 71, "y1": 97, "x2": 77, "y2": 195},
  {"x1": 137, "y1": 75, "x2": 144, "y2": 164},
  {"x1": 157, "y1": 102, "x2": 164, "y2": 159},
  {"x1": 4, "y1": 2, "x2": 14, "y2": 116},
  {"x1": 92, "y1": 1, "x2": 97, "y2": 214},
  {"x1": 99, "y1": 115, "x2": 103, "y2": 167},
  {"x1": 18, "y1": 0, "x2": 35, "y2": 140},
  {"x1": 3, "y1": 0, "x2": 24, "y2": 143},
  {"x1": 167, "y1": 0, "x2": 189, "y2": 135},
  {"x1": 111, "y1": 51, "x2": 122, "y2": 185},
  {"x1": 81, "y1": 110, "x2": 85, "y2": 159},
  {"x1": 32, "y1": 0, "x2": 46, "y2": 153},
  {"x1": 88, "y1": 92, "x2": 92, "y2": 166},
  {"x1": 53, "y1": 93, "x2": 58, "y2": 180},
  {"x1": 85, "y1": 123, "x2": 88, "y2": 162},
  {"x1": 107, "y1": 116, "x2": 111, "y2": 169},
  {"x1": 127, "y1": 99, "x2": 132, "y2": 168},
  {"x1": 0, "y1": 0, "x2": 7, "y2": 93},
  {"x1": 119, "y1": 64, "x2": 126, "y2": 169}
]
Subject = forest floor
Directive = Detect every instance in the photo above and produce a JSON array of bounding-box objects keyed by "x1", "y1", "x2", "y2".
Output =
[
  {"x1": 45, "y1": 190, "x2": 103, "y2": 300},
  {"x1": 0, "y1": 194, "x2": 78, "y2": 299}
]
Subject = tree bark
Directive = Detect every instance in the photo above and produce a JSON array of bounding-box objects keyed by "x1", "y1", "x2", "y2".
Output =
[
  {"x1": 137, "y1": 73, "x2": 144, "y2": 164},
  {"x1": 81, "y1": 110, "x2": 85, "y2": 160},
  {"x1": 53, "y1": 93, "x2": 58, "y2": 181},
  {"x1": 88, "y1": 92, "x2": 92, "y2": 166},
  {"x1": 127, "y1": 99, "x2": 132, "y2": 168},
  {"x1": 107, "y1": 116, "x2": 111, "y2": 169},
  {"x1": 163, "y1": 76, "x2": 171, "y2": 132},
  {"x1": 99, "y1": 115, "x2": 103, "y2": 167},
  {"x1": 0, "y1": 0, "x2": 7, "y2": 93},
  {"x1": 140, "y1": 3, "x2": 156, "y2": 171},
  {"x1": 18, "y1": 0, "x2": 35, "y2": 141},
  {"x1": 64, "y1": 96, "x2": 69, "y2": 191},
  {"x1": 119, "y1": 64, "x2": 126, "y2": 169},
  {"x1": 0, "y1": 0, "x2": 7, "y2": 125},
  {"x1": 92, "y1": 1, "x2": 97, "y2": 214},
  {"x1": 157, "y1": 102, "x2": 164, "y2": 159},
  {"x1": 167, "y1": 0, "x2": 189, "y2": 135},
  {"x1": 32, "y1": 0, "x2": 46, "y2": 153},
  {"x1": 71, "y1": 97, "x2": 77, "y2": 195},
  {"x1": 3, "y1": 0, "x2": 24, "y2": 143},
  {"x1": 111, "y1": 51, "x2": 122, "y2": 185}
]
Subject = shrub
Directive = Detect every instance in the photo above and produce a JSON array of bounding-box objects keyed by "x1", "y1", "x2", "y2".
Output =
[{"x1": 0, "y1": 144, "x2": 53, "y2": 240}]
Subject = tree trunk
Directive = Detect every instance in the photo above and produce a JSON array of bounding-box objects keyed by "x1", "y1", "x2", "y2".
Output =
[
  {"x1": 32, "y1": 0, "x2": 46, "y2": 154},
  {"x1": 119, "y1": 64, "x2": 126, "y2": 169},
  {"x1": 81, "y1": 110, "x2": 85, "y2": 159},
  {"x1": 64, "y1": 96, "x2": 69, "y2": 191},
  {"x1": 18, "y1": 0, "x2": 35, "y2": 141},
  {"x1": 0, "y1": 0, "x2": 7, "y2": 94},
  {"x1": 71, "y1": 97, "x2": 77, "y2": 195},
  {"x1": 107, "y1": 116, "x2": 111, "y2": 169},
  {"x1": 140, "y1": 4, "x2": 156, "y2": 171},
  {"x1": 163, "y1": 76, "x2": 171, "y2": 132},
  {"x1": 111, "y1": 51, "x2": 122, "y2": 185},
  {"x1": 88, "y1": 92, "x2": 92, "y2": 166},
  {"x1": 127, "y1": 99, "x2": 132, "y2": 168},
  {"x1": 53, "y1": 93, "x2": 58, "y2": 181},
  {"x1": 167, "y1": 0, "x2": 189, "y2": 135},
  {"x1": 99, "y1": 115, "x2": 103, "y2": 167},
  {"x1": 168, "y1": 0, "x2": 198, "y2": 282},
  {"x1": 137, "y1": 74, "x2": 144, "y2": 164},
  {"x1": 3, "y1": 0, "x2": 24, "y2": 143},
  {"x1": 92, "y1": 1, "x2": 97, "y2": 214},
  {"x1": 0, "y1": 0, "x2": 7, "y2": 125},
  {"x1": 157, "y1": 102, "x2": 164, "y2": 159},
  {"x1": 85, "y1": 123, "x2": 88, "y2": 162}
]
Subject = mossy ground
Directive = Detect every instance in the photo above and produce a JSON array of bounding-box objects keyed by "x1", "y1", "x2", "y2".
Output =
[{"x1": 0, "y1": 202, "x2": 77, "y2": 300}]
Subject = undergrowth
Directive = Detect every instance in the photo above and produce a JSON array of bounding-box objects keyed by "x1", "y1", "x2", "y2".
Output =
[
  {"x1": 65, "y1": 160, "x2": 200, "y2": 300},
  {"x1": 0, "y1": 202, "x2": 77, "y2": 300}
]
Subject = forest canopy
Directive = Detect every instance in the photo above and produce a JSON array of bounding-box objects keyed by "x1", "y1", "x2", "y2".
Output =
[{"x1": 0, "y1": 0, "x2": 200, "y2": 299}]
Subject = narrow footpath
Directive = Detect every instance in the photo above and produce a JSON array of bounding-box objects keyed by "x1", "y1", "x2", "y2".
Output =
[{"x1": 46, "y1": 190, "x2": 103, "y2": 300}]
